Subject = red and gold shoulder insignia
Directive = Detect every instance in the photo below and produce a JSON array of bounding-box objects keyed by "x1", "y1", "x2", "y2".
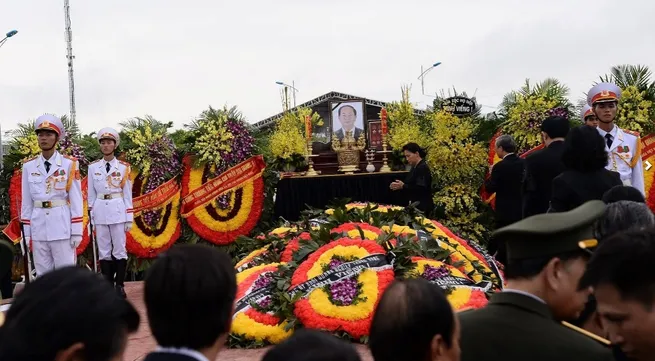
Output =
[
  {"x1": 63, "y1": 154, "x2": 78, "y2": 161},
  {"x1": 119, "y1": 160, "x2": 131, "y2": 167},
  {"x1": 22, "y1": 156, "x2": 38, "y2": 164},
  {"x1": 624, "y1": 129, "x2": 640, "y2": 137},
  {"x1": 90, "y1": 159, "x2": 102, "y2": 164}
]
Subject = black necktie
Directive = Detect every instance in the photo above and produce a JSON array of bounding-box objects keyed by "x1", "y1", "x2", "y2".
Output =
[
  {"x1": 44, "y1": 161, "x2": 51, "y2": 173},
  {"x1": 605, "y1": 134, "x2": 613, "y2": 148},
  {"x1": 106, "y1": 162, "x2": 111, "y2": 173}
]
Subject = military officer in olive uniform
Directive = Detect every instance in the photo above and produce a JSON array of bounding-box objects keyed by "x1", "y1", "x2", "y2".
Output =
[
  {"x1": 21, "y1": 114, "x2": 84, "y2": 277},
  {"x1": 459, "y1": 200, "x2": 614, "y2": 361},
  {"x1": 589, "y1": 82, "x2": 645, "y2": 195},
  {"x1": 87, "y1": 127, "x2": 133, "y2": 298},
  {"x1": 582, "y1": 104, "x2": 598, "y2": 127}
]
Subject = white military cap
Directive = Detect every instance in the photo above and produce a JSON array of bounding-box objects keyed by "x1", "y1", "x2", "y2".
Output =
[
  {"x1": 97, "y1": 127, "x2": 120, "y2": 146},
  {"x1": 34, "y1": 114, "x2": 65, "y2": 137},
  {"x1": 582, "y1": 104, "x2": 594, "y2": 120},
  {"x1": 587, "y1": 82, "x2": 622, "y2": 106}
]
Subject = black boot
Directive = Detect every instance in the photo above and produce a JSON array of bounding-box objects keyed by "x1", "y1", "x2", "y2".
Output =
[
  {"x1": 99, "y1": 260, "x2": 114, "y2": 286},
  {"x1": 110, "y1": 257, "x2": 117, "y2": 285},
  {"x1": 114, "y1": 259, "x2": 127, "y2": 299}
]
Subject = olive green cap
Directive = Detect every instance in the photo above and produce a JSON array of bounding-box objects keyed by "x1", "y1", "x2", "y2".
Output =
[{"x1": 493, "y1": 200, "x2": 606, "y2": 261}]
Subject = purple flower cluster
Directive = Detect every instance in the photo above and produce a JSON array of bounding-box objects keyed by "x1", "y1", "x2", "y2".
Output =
[
  {"x1": 326, "y1": 258, "x2": 359, "y2": 306},
  {"x1": 207, "y1": 119, "x2": 254, "y2": 211},
  {"x1": 329, "y1": 278, "x2": 359, "y2": 305},
  {"x1": 254, "y1": 272, "x2": 273, "y2": 290},
  {"x1": 59, "y1": 134, "x2": 89, "y2": 168},
  {"x1": 547, "y1": 107, "x2": 569, "y2": 119},
  {"x1": 142, "y1": 135, "x2": 181, "y2": 229},
  {"x1": 421, "y1": 265, "x2": 450, "y2": 281},
  {"x1": 522, "y1": 111, "x2": 544, "y2": 130},
  {"x1": 257, "y1": 296, "x2": 272, "y2": 309}
]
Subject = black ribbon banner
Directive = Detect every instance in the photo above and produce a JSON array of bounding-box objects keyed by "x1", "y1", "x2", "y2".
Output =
[
  {"x1": 234, "y1": 279, "x2": 274, "y2": 315},
  {"x1": 466, "y1": 240, "x2": 504, "y2": 287},
  {"x1": 289, "y1": 253, "x2": 390, "y2": 298},
  {"x1": 428, "y1": 275, "x2": 492, "y2": 292}
]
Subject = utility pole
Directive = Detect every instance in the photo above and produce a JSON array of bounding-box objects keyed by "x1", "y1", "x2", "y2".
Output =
[{"x1": 63, "y1": 0, "x2": 77, "y2": 124}]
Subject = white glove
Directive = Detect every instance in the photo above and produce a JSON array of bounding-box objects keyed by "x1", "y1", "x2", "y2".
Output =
[
  {"x1": 124, "y1": 222, "x2": 133, "y2": 232},
  {"x1": 70, "y1": 235, "x2": 83, "y2": 248},
  {"x1": 19, "y1": 238, "x2": 28, "y2": 256}
]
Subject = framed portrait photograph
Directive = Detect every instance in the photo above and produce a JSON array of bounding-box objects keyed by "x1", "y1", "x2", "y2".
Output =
[{"x1": 330, "y1": 100, "x2": 365, "y2": 142}]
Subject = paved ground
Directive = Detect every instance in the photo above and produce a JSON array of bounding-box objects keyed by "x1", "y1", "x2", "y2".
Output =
[{"x1": 123, "y1": 282, "x2": 373, "y2": 361}]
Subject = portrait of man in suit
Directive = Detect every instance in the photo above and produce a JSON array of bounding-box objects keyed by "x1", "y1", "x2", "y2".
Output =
[{"x1": 332, "y1": 101, "x2": 365, "y2": 141}]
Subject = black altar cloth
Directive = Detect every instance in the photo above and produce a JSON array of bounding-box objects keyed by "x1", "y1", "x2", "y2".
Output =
[{"x1": 274, "y1": 171, "x2": 410, "y2": 221}]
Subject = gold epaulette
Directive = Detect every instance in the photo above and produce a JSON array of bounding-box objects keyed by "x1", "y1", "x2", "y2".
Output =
[
  {"x1": 90, "y1": 159, "x2": 102, "y2": 164},
  {"x1": 119, "y1": 160, "x2": 131, "y2": 167},
  {"x1": 561, "y1": 321, "x2": 611, "y2": 346},
  {"x1": 63, "y1": 154, "x2": 78, "y2": 161},
  {"x1": 23, "y1": 156, "x2": 38, "y2": 163},
  {"x1": 624, "y1": 129, "x2": 641, "y2": 138}
]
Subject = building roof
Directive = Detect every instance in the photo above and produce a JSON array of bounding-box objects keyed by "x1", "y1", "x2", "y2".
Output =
[{"x1": 252, "y1": 91, "x2": 426, "y2": 131}]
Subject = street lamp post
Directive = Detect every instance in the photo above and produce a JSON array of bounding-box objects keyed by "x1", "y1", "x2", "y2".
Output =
[
  {"x1": 275, "y1": 81, "x2": 299, "y2": 109},
  {"x1": 0, "y1": 29, "x2": 18, "y2": 50},
  {"x1": 417, "y1": 61, "x2": 442, "y2": 96}
]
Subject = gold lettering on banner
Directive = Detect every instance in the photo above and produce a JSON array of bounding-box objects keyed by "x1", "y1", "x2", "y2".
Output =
[
  {"x1": 180, "y1": 155, "x2": 266, "y2": 217},
  {"x1": 132, "y1": 178, "x2": 180, "y2": 215}
]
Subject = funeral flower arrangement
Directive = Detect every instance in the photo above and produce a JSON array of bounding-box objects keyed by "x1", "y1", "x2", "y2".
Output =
[
  {"x1": 614, "y1": 85, "x2": 654, "y2": 134},
  {"x1": 121, "y1": 117, "x2": 183, "y2": 258},
  {"x1": 227, "y1": 202, "x2": 502, "y2": 348},
  {"x1": 181, "y1": 106, "x2": 263, "y2": 246}
]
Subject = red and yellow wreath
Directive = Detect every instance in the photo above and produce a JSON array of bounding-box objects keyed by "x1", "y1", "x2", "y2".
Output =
[
  {"x1": 424, "y1": 219, "x2": 503, "y2": 285},
  {"x1": 180, "y1": 155, "x2": 265, "y2": 246},
  {"x1": 325, "y1": 202, "x2": 404, "y2": 215},
  {"x1": 235, "y1": 246, "x2": 270, "y2": 272},
  {"x1": 290, "y1": 238, "x2": 394, "y2": 339},
  {"x1": 410, "y1": 257, "x2": 489, "y2": 311},
  {"x1": 331, "y1": 222, "x2": 382, "y2": 241},
  {"x1": 126, "y1": 171, "x2": 182, "y2": 258},
  {"x1": 280, "y1": 232, "x2": 311, "y2": 263},
  {"x1": 232, "y1": 263, "x2": 292, "y2": 344}
]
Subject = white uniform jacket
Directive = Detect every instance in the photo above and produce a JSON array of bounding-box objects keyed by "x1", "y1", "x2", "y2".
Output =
[
  {"x1": 87, "y1": 158, "x2": 134, "y2": 225},
  {"x1": 598, "y1": 126, "x2": 645, "y2": 195},
  {"x1": 20, "y1": 152, "x2": 84, "y2": 241}
]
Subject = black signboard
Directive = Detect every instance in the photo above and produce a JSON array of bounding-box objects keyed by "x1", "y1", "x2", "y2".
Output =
[{"x1": 441, "y1": 96, "x2": 477, "y2": 116}]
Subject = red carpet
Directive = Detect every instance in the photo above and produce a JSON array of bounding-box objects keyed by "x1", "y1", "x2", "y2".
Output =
[{"x1": 123, "y1": 282, "x2": 373, "y2": 361}]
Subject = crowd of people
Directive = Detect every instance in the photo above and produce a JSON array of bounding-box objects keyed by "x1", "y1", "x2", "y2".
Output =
[{"x1": 1, "y1": 80, "x2": 655, "y2": 361}]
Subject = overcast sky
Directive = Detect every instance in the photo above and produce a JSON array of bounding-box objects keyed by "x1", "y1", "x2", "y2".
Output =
[{"x1": 1, "y1": 0, "x2": 653, "y2": 135}]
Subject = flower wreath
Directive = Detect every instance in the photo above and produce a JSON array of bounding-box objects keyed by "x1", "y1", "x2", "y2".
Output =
[
  {"x1": 410, "y1": 256, "x2": 489, "y2": 310},
  {"x1": 331, "y1": 222, "x2": 383, "y2": 241},
  {"x1": 231, "y1": 263, "x2": 292, "y2": 344},
  {"x1": 289, "y1": 238, "x2": 394, "y2": 339},
  {"x1": 280, "y1": 232, "x2": 312, "y2": 263},
  {"x1": 181, "y1": 155, "x2": 265, "y2": 246}
]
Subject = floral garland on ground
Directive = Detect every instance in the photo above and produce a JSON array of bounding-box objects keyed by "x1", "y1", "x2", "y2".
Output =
[
  {"x1": 224, "y1": 201, "x2": 503, "y2": 348},
  {"x1": 289, "y1": 238, "x2": 395, "y2": 340},
  {"x1": 180, "y1": 107, "x2": 264, "y2": 245},
  {"x1": 409, "y1": 257, "x2": 489, "y2": 310},
  {"x1": 231, "y1": 262, "x2": 293, "y2": 345},
  {"x1": 122, "y1": 121, "x2": 182, "y2": 258}
]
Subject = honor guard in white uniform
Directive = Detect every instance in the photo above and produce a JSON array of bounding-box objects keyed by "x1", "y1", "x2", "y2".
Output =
[
  {"x1": 20, "y1": 114, "x2": 83, "y2": 277},
  {"x1": 588, "y1": 82, "x2": 645, "y2": 195},
  {"x1": 87, "y1": 127, "x2": 133, "y2": 298},
  {"x1": 582, "y1": 104, "x2": 598, "y2": 127}
]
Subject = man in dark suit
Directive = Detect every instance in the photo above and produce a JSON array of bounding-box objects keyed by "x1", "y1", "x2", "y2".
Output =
[
  {"x1": 390, "y1": 143, "x2": 434, "y2": 214},
  {"x1": 522, "y1": 116, "x2": 569, "y2": 218},
  {"x1": 334, "y1": 105, "x2": 364, "y2": 141},
  {"x1": 485, "y1": 134, "x2": 525, "y2": 263},
  {"x1": 459, "y1": 201, "x2": 614, "y2": 361},
  {"x1": 143, "y1": 245, "x2": 236, "y2": 361}
]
